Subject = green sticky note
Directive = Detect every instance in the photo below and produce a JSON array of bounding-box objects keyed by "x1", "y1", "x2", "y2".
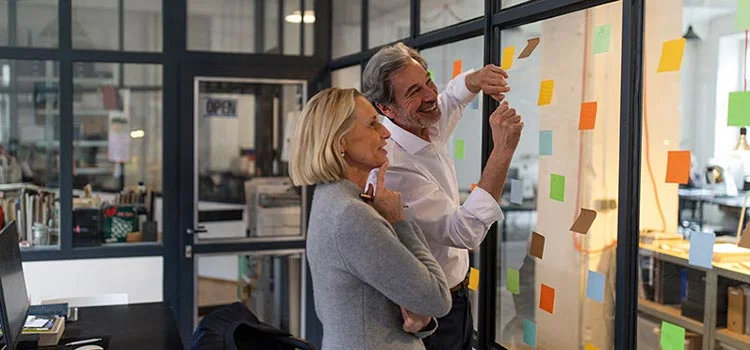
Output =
[
  {"x1": 729, "y1": 91, "x2": 750, "y2": 126},
  {"x1": 738, "y1": 0, "x2": 750, "y2": 31},
  {"x1": 428, "y1": 70, "x2": 434, "y2": 80},
  {"x1": 550, "y1": 173, "x2": 565, "y2": 202},
  {"x1": 455, "y1": 139, "x2": 465, "y2": 160},
  {"x1": 660, "y1": 321, "x2": 685, "y2": 350},
  {"x1": 507, "y1": 268, "x2": 520, "y2": 294},
  {"x1": 593, "y1": 24, "x2": 612, "y2": 54}
]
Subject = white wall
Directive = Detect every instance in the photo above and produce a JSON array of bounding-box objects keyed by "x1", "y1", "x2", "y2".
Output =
[{"x1": 23, "y1": 257, "x2": 163, "y2": 304}]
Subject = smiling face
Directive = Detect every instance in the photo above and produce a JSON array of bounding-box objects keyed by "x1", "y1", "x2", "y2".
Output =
[
  {"x1": 341, "y1": 96, "x2": 392, "y2": 173},
  {"x1": 378, "y1": 58, "x2": 440, "y2": 132}
]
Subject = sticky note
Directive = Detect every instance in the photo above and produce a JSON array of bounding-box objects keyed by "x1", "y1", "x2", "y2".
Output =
[
  {"x1": 737, "y1": 0, "x2": 750, "y2": 31},
  {"x1": 537, "y1": 80, "x2": 555, "y2": 106},
  {"x1": 689, "y1": 231, "x2": 715, "y2": 269},
  {"x1": 428, "y1": 70, "x2": 434, "y2": 80},
  {"x1": 507, "y1": 268, "x2": 520, "y2": 294},
  {"x1": 530, "y1": 232, "x2": 545, "y2": 259},
  {"x1": 455, "y1": 139, "x2": 465, "y2": 160},
  {"x1": 501, "y1": 46, "x2": 515, "y2": 70},
  {"x1": 728, "y1": 91, "x2": 750, "y2": 126},
  {"x1": 657, "y1": 38, "x2": 686, "y2": 73},
  {"x1": 586, "y1": 270, "x2": 605, "y2": 303},
  {"x1": 523, "y1": 320, "x2": 537, "y2": 347},
  {"x1": 593, "y1": 24, "x2": 612, "y2": 55},
  {"x1": 468, "y1": 267, "x2": 479, "y2": 291},
  {"x1": 579, "y1": 102, "x2": 598, "y2": 130},
  {"x1": 665, "y1": 150, "x2": 690, "y2": 184},
  {"x1": 539, "y1": 130, "x2": 553, "y2": 156},
  {"x1": 660, "y1": 321, "x2": 685, "y2": 350},
  {"x1": 550, "y1": 173, "x2": 565, "y2": 202},
  {"x1": 452, "y1": 60, "x2": 462, "y2": 78},
  {"x1": 570, "y1": 208, "x2": 597, "y2": 234},
  {"x1": 510, "y1": 179, "x2": 523, "y2": 204},
  {"x1": 471, "y1": 183, "x2": 477, "y2": 191},
  {"x1": 585, "y1": 342, "x2": 600, "y2": 350},
  {"x1": 518, "y1": 37, "x2": 540, "y2": 59},
  {"x1": 539, "y1": 283, "x2": 555, "y2": 314}
]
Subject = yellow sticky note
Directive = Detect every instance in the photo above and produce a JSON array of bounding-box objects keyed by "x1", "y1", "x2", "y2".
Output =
[
  {"x1": 501, "y1": 46, "x2": 515, "y2": 70},
  {"x1": 585, "y1": 343, "x2": 600, "y2": 350},
  {"x1": 537, "y1": 80, "x2": 555, "y2": 106},
  {"x1": 657, "y1": 38, "x2": 686, "y2": 73},
  {"x1": 452, "y1": 60, "x2": 462, "y2": 78},
  {"x1": 468, "y1": 267, "x2": 479, "y2": 291}
]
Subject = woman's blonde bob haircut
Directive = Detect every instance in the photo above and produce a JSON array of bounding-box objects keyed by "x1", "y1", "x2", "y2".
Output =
[{"x1": 289, "y1": 87, "x2": 362, "y2": 186}]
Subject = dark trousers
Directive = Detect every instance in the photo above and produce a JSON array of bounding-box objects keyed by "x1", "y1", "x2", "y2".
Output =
[{"x1": 422, "y1": 286, "x2": 473, "y2": 350}]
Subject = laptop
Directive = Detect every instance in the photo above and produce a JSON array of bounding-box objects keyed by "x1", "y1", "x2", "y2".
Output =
[{"x1": 0, "y1": 222, "x2": 29, "y2": 350}]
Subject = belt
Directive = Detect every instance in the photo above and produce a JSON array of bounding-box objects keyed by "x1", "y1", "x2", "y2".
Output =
[{"x1": 450, "y1": 276, "x2": 470, "y2": 293}]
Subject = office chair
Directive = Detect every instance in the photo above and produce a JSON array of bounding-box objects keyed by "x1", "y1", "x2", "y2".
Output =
[{"x1": 191, "y1": 302, "x2": 315, "y2": 350}]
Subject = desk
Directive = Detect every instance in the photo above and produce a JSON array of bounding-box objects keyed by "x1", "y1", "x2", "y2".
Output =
[{"x1": 42, "y1": 302, "x2": 182, "y2": 350}]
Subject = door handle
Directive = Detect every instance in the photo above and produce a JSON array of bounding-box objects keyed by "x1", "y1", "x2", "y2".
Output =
[{"x1": 186, "y1": 226, "x2": 207, "y2": 235}]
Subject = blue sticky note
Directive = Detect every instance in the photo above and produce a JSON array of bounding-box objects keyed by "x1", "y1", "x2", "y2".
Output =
[
  {"x1": 586, "y1": 270, "x2": 605, "y2": 303},
  {"x1": 523, "y1": 320, "x2": 537, "y2": 348},
  {"x1": 689, "y1": 231, "x2": 715, "y2": 269},
  {"x1": 510, "y1": 179, "x2": 523, "y2": 204},
  {"x1": 470, "y1": 96, "x2": 480, "y2": 110},
  {"x1": 539, "y1": 130, "x2": 552, "y2": 156}
]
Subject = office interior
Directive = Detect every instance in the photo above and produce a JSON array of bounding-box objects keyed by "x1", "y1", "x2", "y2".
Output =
[{"x1": 0, "y1": 0, "x2": 748, "y2": 349}]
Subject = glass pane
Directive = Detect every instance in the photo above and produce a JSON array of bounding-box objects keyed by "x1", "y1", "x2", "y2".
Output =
[
  {"x1": 196, "y1": 252, "x2": 304, "y2": 336},
  {"x1": 304, "y1": 0, "x2": 313, "y2": 56},
  {"x1": 331, "y1": 65, "x2": 361, "y2": 90},
  {"x1": 282, "y1": 0, "x2": 300, "y2": 55},
  {"x1": 0, "y1": 60, "x2": 60, "y2": 250},
  {"x1": 72, "y1": 0, "x2": 118, "y2": 50},
  {"x1": 264, "y1": 0, "x2": 280, "y2": 54},
  {"x1": 187, "y1": 0, "x2": 256, "y2": 53},
  {"x1": 501, "y1": 0, "x2": 533, "y2": 10},
  {"x1": 496, "y1": 2, "x2": 622, "y2": 348},
  {"x1": 332, "y1": 0, "x2": 360, "y2": 58},
  {"x1": 123, "y1": 0, "x2": 163, "y2": 52},
  {"x1": 17, "y1": 0, "x2": 58, "y2": 48},
  {"x1": 195, "y1": 79, "x2": 305, "y2": 241},
  {"x1": 420, "y1": 0, "x2": 483, "y2": 34},
  {"x1": 639, "y1": 1, "x2": 750, "y2": 349},
  {"x1": 369, "y1": 0, "x2": 409, "y2": 48},
  {"x1": 72, "y1": 63, "x2": 163, "y2": 247}
]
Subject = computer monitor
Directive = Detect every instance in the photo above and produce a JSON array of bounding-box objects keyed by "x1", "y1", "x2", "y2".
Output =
[{"x1": 0, "y1": 222, "x2": 29, "y2": 350}]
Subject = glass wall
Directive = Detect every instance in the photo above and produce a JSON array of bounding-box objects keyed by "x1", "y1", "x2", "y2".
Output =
[
  {"x1": 72, "y1": 0, "x2": 162, "y2": 51},
  {"x1": 332, "y1": 0, "x2": 361, "y2": 59},
  {"x1": 495, "y1": 2, "x2": 622, "y2": 348},
  {"x1": 369, "y1": 0, "x2": 410, "y2": 48},
  {"x1": 638, "y1": 0, "x2": 750, "y2": 349},
  {"x1": 331, "y1": 66, "x2": 361, "y2": 90},
  {"x1": 420, "y1": 0, "x2": 483, "y2": 34}
]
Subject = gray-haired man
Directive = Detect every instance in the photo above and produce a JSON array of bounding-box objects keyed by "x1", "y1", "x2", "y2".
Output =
[{"x1": 363, "y1": 43, "x2": 523, "y2": 349}]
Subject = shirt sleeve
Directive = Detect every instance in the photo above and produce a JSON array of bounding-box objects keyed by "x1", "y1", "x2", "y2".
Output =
[
  {"x1": 334, "y1": 204, "x2": 452, "y2": 318},
  {"x1": 434, "y1": 70, "x2": 478, "y2": 144},
  {"x1": 389, "y1": 169, "x2": 504, "y2": 249}
]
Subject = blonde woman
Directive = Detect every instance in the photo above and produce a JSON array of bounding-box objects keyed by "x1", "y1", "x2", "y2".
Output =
[{"x1": 289, "y1": 88, "x2": 451, "y2": 349}]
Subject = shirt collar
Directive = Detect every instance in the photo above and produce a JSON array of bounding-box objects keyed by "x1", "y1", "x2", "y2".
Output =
[{"x1": 382, "y1": 116, "x2": 430, "y2": 155}]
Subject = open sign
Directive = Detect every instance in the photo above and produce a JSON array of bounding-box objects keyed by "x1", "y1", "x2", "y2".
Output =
[{"x1": 202, "y1": 97, "x2": 237, "y2": 118}]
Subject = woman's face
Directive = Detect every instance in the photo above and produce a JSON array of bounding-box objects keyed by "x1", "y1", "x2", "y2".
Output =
[{"x1": 342, "y1": 96, "x2": 391, "y2": 172}]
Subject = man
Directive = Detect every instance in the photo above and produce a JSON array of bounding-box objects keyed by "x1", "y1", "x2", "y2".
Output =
[{"x1": 363, "y1": 43, "x2": 523, "y2": 349}]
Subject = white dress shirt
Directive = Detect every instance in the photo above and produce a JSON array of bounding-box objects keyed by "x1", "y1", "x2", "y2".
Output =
[{"x1": 369, "y1": 71, "x2": 505, "y2": 288}]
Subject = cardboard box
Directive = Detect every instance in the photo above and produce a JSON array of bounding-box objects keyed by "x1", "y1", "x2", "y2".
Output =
[{"x1": 729, "y1": 286, "x2": 746, "y2": 334}]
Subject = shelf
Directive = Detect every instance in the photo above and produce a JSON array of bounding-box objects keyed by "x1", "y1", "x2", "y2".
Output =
[
  {"x1": 638, "y1": 299, "x2": 704, "y2": 334},
  {"x1": 715, "y1": 328, "x2": 750, "y2": 350}
]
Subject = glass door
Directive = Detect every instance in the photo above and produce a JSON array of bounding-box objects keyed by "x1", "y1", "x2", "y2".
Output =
[{"x1": 175, "y1": 65, "x2": 309, "y2": 343}]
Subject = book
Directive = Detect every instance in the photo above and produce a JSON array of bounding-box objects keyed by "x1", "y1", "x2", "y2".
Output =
[{"x1": 22, "y1": 316, "x2": 64, "y2": 346}]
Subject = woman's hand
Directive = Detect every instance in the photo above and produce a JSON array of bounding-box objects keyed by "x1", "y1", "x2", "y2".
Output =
[
  {"x1": 367, "y1": 162, "x2": 404, "y2": 224},
  {"x1": 400, "y1": 307, "x2": 431, "y2": 333}
]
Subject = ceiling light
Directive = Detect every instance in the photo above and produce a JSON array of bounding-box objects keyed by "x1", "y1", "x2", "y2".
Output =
[
  {"x1": 285, "y1": 10, "x2": 315, "y2": 24},
  {"x1": 130, "y1": 130, "x2": 145, "y2": 139}
]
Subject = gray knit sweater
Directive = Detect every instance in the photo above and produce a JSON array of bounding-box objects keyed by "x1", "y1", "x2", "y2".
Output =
[{"x1": 307, "y1": 180, "x2": 451, "y2": 350}]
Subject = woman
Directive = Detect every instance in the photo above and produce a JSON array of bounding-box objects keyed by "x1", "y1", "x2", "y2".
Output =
[{"x1": 289, "y1": 88, "x2": 451, "y2": 349}]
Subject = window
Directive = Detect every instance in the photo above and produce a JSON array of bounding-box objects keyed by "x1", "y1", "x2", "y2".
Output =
[
  {"x1": 496, "y1": 2, "x2": 622, "y2": 348},
  {"x1": 72, "y1": 0, "x2": 162, "y2": 52},
  {"x1": 420, "y1": 0, "x2": 483, "y2": 34},
  {"x1": 332, "y1": 0, "x2": 361, "y2": 58},
  {"x1": 369, "y1": 0, "x2": 409, "y2": 48},
  {"x1": 282, "y1": 0, "x2": 315, "y2": 55},
  {"x1": 501, "y1": 0, "x2": 534, "y2": 10},
  {"x1": 187, "y1": 0, "x2": 256, "y2": 53},
  {"x1": 331, "y1": 66, "x2": 361, "y2": 90}
]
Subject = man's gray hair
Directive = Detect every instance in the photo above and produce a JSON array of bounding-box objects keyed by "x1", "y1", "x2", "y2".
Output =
[{"x1": 362, "y1": 42, "x2": 428, "y2": 106}]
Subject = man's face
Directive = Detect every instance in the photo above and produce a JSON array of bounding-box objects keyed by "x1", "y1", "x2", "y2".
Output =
[{"x1": 381, "y1": 59, "x2": 440, "y2": 130}]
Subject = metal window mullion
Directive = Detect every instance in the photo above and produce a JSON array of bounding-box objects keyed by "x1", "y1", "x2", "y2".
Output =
[
  {"x1": 410, "y1": 0, "x2": 419, "y2": 38},
  {"x1": 361, "y1": 0, "x2": 368, "y2": 51},
  {"x1": 58, "y1": 0, "x2": 73, "y2": 252},
  {"x1": 300, "y1": 0, "x2": 305, "y2": 55},
  {"x1": 279, "y1": 0, "x2": 284, "y2": 54}
]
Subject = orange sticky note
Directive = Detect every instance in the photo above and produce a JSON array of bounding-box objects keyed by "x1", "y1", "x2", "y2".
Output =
[
  {"x1": 579, "y1": 102, "x2": 598, "y2": 130},
  {"x1": 665, "y1": 150, "x2": 691, "y2": 184},
  {"x1": 540, "y1": 283, "x2": 555, "y2": 314},
  {"x1": 501, "y1": 46, "x2": 515, "y2": 70},
  {"x1": 585, "y1": 343, "x2": 600, "y2": 350},
  {"x1": 537, "y1": 80, "x2": 555, "y2": 106},
  {"x1": 657, "y1": 38, "x2": 686, "y2": 73},
  {"x1": 452, "y1": 60, "x2": 462, "y2": 78},
  {"x1": 468, "y1": 267, "x2": 479, "y2": 291}
]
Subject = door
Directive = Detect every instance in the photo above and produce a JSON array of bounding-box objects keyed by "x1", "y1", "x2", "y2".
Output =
[{"x1": 175, "y1": 64, "x2": 310, "y2": 344}]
